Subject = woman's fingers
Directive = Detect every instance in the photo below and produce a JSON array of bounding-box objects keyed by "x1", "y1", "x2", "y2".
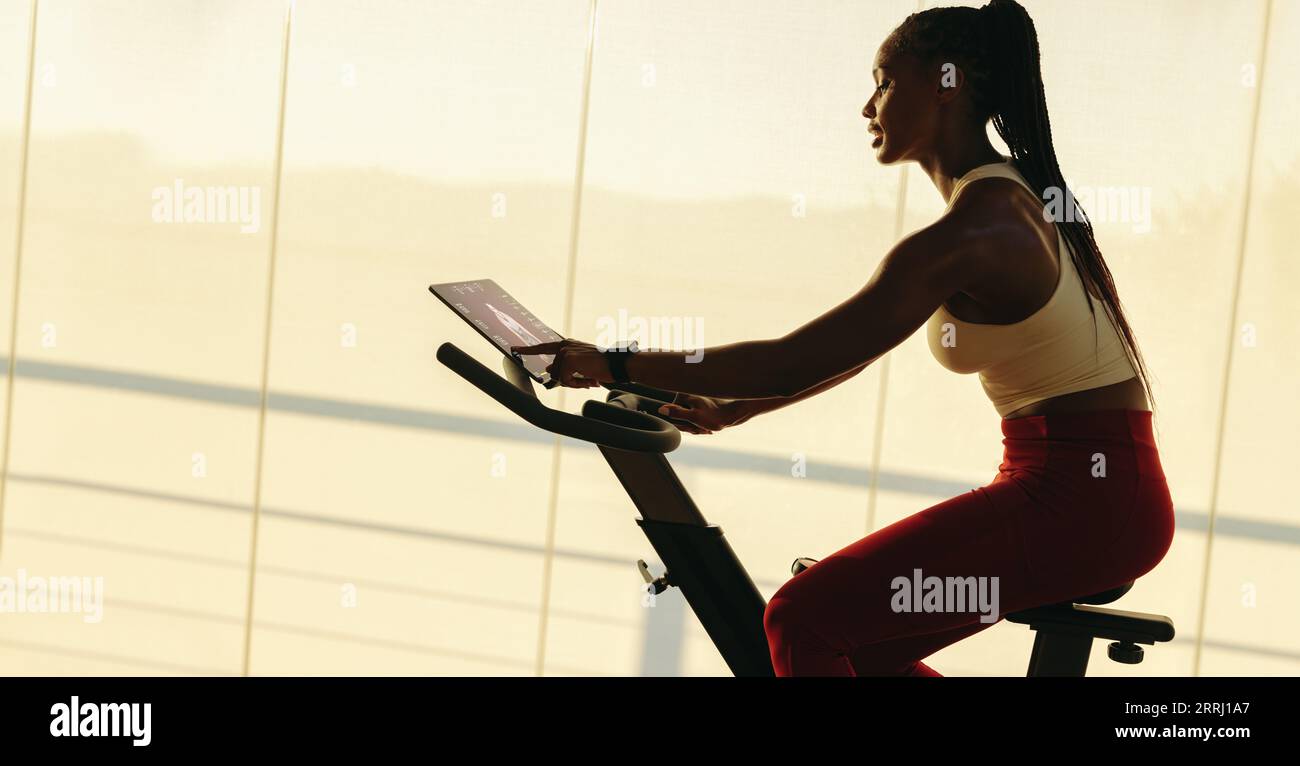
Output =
[
  {"x1": 658, "y1": 403, "x2": 690, "y2": 420},
  {"x1": 656, "y1": 404, "x2": 715, "y2": 434},
  {"x1": 658, "y1": 407, "x2": 700, "y2": 433},
  {"x1": 661, "y1": 403, "x2": 721, "y2": 432},
  {"x1": 511, "y1": 340, "x2": 567, "y2": 356}
]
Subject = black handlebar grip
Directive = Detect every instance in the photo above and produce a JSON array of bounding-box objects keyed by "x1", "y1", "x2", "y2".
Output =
[
  {"x1": 436, "y1": 342, "x2": 681, "y2": 454},
  {"x1": 602, "y1": 381, "x2": 681, "y2": 405}
]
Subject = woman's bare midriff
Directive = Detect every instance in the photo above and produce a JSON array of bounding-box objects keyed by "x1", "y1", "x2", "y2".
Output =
[{"x1": 1003, "y1": 375, "x2": 1149, "y2": 419}]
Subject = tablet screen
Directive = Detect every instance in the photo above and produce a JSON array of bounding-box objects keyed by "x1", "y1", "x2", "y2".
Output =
[{"x1": 429, "y1": 279, "x2": 563, "y2": 386}]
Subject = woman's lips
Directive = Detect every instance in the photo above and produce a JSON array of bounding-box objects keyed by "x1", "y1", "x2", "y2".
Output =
[{"x1": 871, "y1": 133, "x2": 883, "y2": 147}]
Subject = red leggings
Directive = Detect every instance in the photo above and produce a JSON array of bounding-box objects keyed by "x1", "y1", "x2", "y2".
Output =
[{"x1": 763, "y1": 409, "x2": 1175, "y2": 676}]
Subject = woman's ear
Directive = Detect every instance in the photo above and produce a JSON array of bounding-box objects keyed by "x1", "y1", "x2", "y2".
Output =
[{"x1": 935, "y1": 61, "x2": 966, "y2": 103}]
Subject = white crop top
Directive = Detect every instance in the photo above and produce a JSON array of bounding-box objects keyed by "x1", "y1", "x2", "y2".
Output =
[{"x1": 926, "y1": 160, "x2": 1138, "y2": 417}]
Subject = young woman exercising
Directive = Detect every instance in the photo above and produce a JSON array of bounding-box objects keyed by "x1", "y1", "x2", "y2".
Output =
[{"x1": 512, "y1": 0, "x2": 1175, "y2": 677}]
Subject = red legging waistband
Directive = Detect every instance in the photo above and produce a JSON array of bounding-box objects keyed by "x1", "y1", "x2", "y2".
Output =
[{"x1": 998, "y1": 409, "x2": 1156, "y2": 472}]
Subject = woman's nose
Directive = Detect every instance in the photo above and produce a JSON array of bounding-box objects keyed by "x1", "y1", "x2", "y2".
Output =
[{"x1": 862, "y1": 101, "x2": 874, "y2": 120}]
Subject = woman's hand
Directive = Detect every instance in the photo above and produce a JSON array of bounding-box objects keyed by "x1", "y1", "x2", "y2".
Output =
[
  {"x1": 656, "y1": 393, "x2": 756, "y2": 435},
  {"x1": 510, "y1": 340, "x2": 760, "y2": 433},
  {"x1": 510, "y1": 339, "x2": 611, "y2": 389}
]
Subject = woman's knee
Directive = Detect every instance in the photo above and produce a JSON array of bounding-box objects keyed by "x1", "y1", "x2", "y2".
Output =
[
  {"x1": 764, "y1": 561, "x2": 851, "y2": 646},
  {"x1": 762, "y1": 592, "x2": 805, "y2": 645}
]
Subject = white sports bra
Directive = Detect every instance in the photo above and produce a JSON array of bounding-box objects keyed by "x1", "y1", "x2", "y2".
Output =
[{"x1": 926, "y1": 160, "x2": 1138, "y2": 417}]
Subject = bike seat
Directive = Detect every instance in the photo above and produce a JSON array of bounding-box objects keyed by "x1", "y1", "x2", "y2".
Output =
[
  {"x1": 793, "y1": 557, "x2": 1134, "y2": 609},
  {"x1": 1067, "y1": 581, "x2": 1133, "y2": 606},
  {"x1": 1006, "y1": 578, "x2": 1174, "y2": 646}
]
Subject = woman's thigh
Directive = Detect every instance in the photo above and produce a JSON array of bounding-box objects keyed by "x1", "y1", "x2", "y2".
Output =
[{"x1": 767, "y1": 477, "x2": 1049, "y2": 658}]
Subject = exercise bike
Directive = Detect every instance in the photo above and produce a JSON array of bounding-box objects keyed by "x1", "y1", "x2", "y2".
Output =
[{"x1": 437, "y1": 341, "x2": 1175, "y2": 677}]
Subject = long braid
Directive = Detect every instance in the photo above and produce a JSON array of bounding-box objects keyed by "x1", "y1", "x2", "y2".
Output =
[{"x1": 885, "y1": 0, "x2": 1158, "y2": 412}]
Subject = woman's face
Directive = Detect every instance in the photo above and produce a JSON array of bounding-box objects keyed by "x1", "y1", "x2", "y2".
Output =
[{"x1": 863, "y1": 47, "x2": 943, "y2": 165}]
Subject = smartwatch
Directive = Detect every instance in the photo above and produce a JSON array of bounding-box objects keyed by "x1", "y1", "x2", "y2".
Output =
[{"x1": 602, "y1": 340, "x2": 638, "y2": 384}]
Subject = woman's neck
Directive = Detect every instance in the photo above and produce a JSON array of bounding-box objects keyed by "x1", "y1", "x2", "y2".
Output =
[{"x1": 921, "y1": 142, "x2": 1008, "y2": 206}]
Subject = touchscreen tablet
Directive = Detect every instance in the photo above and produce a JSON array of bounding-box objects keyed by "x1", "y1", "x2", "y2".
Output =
[{"x1": 429, "y1": 279, "x2": 562, "y2": 387}]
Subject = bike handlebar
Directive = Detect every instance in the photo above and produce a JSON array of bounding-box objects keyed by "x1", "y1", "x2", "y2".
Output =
[{"x1": 436, "y1": 342, "x2": 682, "y2": 454}]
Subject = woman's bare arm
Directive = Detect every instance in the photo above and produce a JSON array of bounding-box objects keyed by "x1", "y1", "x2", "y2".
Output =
[
  {"x1": 729, "y1": 356, "x2": 878, "y2": 419},
  {"x1": 624, "y1": 221, "x2": 980, "y2": 398}
]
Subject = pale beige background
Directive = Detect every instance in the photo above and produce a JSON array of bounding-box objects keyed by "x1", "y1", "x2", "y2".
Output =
[{"x1": 0, "y1": 0, "x2": 1295, "y2": 676}]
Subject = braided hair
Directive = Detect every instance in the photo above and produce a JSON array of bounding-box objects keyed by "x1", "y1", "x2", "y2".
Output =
[{"x1": 882, "y1": 0, "x2": 1157, "y2": 411}]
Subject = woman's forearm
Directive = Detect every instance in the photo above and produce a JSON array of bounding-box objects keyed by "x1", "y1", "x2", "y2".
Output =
[
  {"x1": 731, "y1": 358, "x2": 873, "y2": 419},
  {"x1": 624, "y1": 339, "x2": 799, "y2": 399}
]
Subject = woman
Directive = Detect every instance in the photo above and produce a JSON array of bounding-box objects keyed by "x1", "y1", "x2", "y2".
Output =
[{"x1": 512, "y1": 0, "x2": 1175, "y2": 677}]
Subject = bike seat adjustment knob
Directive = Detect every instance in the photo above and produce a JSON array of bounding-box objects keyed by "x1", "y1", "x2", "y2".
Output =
[{"x1": 1108, "y1": 640, "x2": 1144, "y2": 664}]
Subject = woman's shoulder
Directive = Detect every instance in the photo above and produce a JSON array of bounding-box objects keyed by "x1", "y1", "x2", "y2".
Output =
[
  {"x1": 933, "y1": 181, "x2": 1046, "y2": 260},
  {"x1": 929, "y1": 175, "x2": 1062, "y2": 313},
  {"x1": 946, "y1": 172, "x2": 1055, "y2": 247}
]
